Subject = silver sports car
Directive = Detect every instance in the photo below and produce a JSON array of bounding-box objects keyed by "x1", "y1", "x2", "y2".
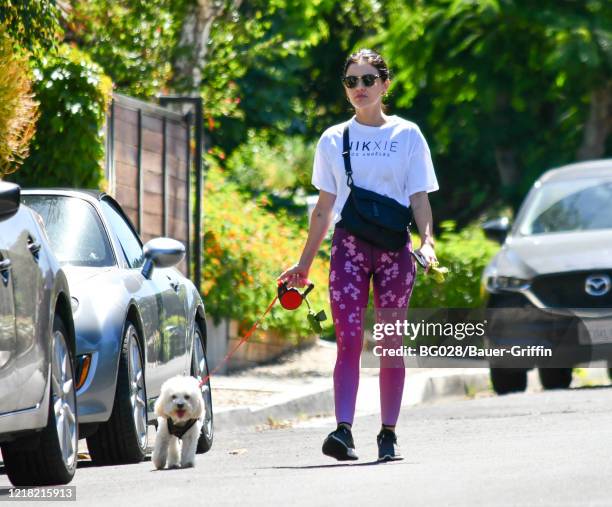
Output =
[{"x1": 21, "y1": 189, "x2": 213, "y2": 465}]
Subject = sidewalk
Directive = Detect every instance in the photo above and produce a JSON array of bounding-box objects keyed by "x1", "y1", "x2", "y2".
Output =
[{"x1": 210, "y1": 340, "x2": 492, "y2": 430}]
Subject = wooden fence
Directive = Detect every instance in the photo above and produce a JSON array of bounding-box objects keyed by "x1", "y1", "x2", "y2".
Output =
[{"x1": 104, "y1": 93, "x2": 203, "y2": 283}]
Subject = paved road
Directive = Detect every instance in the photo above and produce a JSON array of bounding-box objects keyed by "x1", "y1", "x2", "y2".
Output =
[{"x1": 2, "y1": 385, "x2": 612, "y2": 506}]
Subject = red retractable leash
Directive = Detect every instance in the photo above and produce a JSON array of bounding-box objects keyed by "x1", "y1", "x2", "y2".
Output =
[{"x1": 198, "y1": 280, "x2": 325, "y2": 387}]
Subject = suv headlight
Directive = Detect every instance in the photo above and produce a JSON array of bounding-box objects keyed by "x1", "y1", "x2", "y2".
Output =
[{"x1": 486, "y1": 276, "x2": 531, "y2": 292}]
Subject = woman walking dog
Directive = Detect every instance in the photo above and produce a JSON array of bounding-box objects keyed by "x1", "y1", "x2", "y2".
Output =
[{"x1": 279, "y1": 49, "x2": 438, "y2": 462}]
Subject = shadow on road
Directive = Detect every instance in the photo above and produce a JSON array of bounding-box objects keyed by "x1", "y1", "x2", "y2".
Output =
[
  {"x1": 266, "y1": 460, "x2": 411, "y2": 470},
  {"x1": 76, "y1": 455, "x2": 152, "y2": 468}
]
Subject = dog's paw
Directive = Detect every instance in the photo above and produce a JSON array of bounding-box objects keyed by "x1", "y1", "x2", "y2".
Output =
[
  {"x1": 167, "y1": 463, "x2": 181, "y2": 470},
  {"x1": 181, "y1": 461, "x2": 195, "y2": 469}
]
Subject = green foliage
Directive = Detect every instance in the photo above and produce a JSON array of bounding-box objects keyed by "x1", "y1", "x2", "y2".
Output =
[
  {"x1": 409, "y1": 221, "x2": 500, "y2": 308},
  {"x1": 204, "y1": 0, "x2": 387, "y2": 152},
  {"x1": 0, "y1": 26, "x2": 38, "y2": 177},
  {"x1": 9, "y1": 45, "x2": 112, "y2": 189},
  {"x1": 64, "y1": 0, "x2": 181, "y2": 98},
  {"x1": 225, "y1": 130, "x2": 315, "y2": 196},
  {"x1": 378, "y1": 0, "x2": 611, "y2": 212},
  {"x1": 202, "y1": 163, "x2": 332, "y2": 342},
  {"x1": 0, "y1": 0, "x2": 62, "y2": 53}
]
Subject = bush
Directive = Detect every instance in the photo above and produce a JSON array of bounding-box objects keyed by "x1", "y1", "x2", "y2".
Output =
[
  {"x1": 0, "y1": 27, "x2": 38, "y2": 178},
  {"x1": 409, "y1": 221, "x2": 500, "y2": 308},
  {"x1": 203, "y1": 164, "x2": 332, "y2": 343},
  {"x1": 225, "y1": 130, "x2": 315, "y2": 197},
  {"x1": 9, "y1": 44, "x2": 112, "y2": 189}
]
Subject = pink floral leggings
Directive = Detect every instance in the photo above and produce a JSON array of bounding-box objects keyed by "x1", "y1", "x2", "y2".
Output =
[{"x1": 329, "y1": 226, "x2": 416, "y2": 426}]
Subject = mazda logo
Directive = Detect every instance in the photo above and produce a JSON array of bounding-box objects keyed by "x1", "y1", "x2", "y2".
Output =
[{"x1": 585, "y1": 275, "x2": 611, "y2": 297}]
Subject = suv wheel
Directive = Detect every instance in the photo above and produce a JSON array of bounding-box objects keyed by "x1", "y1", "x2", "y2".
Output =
[
  {"x1": 2, "y1": 315, "x2": 78, "y2": 485},
  {"x1": 490, "y1": 368, "x2": 528, "y2": 395},
  {"x1": 538, "y1": 368, "x2": 572, "y2": 390}
]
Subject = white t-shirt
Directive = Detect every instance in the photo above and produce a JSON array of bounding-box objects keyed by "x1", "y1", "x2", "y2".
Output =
[{"x1": 311, "y1": 115, "x2": 439, "y2": 224}]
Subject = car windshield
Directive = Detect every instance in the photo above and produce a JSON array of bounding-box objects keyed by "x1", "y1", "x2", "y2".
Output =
[
  {"x1": 21, "y1": 195, "x2": 115, "y2": 267},
  {"x1": 517, "y1": 177, "x2": 612, "y2": 235}
]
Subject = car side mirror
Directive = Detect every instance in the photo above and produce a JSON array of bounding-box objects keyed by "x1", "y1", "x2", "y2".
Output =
[
  {"x1": 482, "y1": 217, "x2": 511, "y2": 245},
  {"x1": 0, "y1": 181, "x2": 20, "y2": 220},
  {"x1": 141, "y1": 237, "x2": 185, "y2": 279}
]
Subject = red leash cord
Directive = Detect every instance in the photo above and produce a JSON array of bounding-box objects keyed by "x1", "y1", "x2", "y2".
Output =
[{"x1": 198, "y1": 295, "x2": 278, "y2": 387}]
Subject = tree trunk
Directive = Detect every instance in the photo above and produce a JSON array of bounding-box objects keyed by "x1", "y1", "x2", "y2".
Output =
[
  {"x1": 171, "y1": 0, "x2": 242, "y2": 95},
  {"x1": 577, "y1": 82, "x2": 612, "y2": 161},
  {"x1": 493, "y1": 92, "x2": 520, "y2": 187},
  {"x1": 494, "y1": 146, "x2": 519, "y2": 187}
]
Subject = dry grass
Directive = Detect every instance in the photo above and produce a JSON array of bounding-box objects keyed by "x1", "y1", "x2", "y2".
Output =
[{"x1": 0, "y1": 26, "x2": 39, "y2": 178}]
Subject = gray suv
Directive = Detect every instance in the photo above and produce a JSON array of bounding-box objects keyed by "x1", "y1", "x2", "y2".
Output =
[
  {"x1": 482, "y1": 159, "x2": 612, "y2": 394},
  {"x1": 0, "y1": 181, "x2": 78, "y2": 486}
]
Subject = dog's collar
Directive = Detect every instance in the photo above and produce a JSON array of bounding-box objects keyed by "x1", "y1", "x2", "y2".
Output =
[{"x1": 167, "y1": 417, "x2": 198, "y2": 439}]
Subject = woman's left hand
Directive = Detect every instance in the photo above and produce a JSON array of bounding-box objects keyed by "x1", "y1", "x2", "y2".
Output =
[{"x1": 416, "y1": 243, "x2": 437, "y2": 273}]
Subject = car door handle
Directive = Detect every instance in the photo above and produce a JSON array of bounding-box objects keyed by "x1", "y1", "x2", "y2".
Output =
[
  {"x1": 0, "y1": 257, "x2": 10, "y2": 287},
  {"x1": 27, "y1": 236, "x2": 41, "y2": 260}
]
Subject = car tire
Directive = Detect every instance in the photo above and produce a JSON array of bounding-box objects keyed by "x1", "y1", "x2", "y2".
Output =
[
  {"x1": 191, "y1": 322, "x2": 213, "y2": 454},
  {"x1": 2, "y1": 315, "x2": 78, "y2": 486},
  {"x1": 87, "y1": 321, "x2": 147, "y2": 465},
  {"x1": 538, "y1": 368, "x2": 572, "y2": 390},
  {"x1": 490, "y1": 368, "x2": 528, "y2": 395}
]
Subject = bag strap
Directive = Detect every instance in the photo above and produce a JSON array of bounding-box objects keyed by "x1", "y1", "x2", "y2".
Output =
[{"x1": 342, "y1": 124, "x2": 354, "y2": 187}]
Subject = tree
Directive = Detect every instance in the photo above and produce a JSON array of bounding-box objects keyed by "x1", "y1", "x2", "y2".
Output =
[
  {"x1": 0, "y1": 0, "x2": 62, "y2": 53},
  {"x1": 380, "y1": 0, "x2": 611, "y2": 207},
  {"x1": 63, "y1": 0, "x2": 180, "y2": 98},
  {"x1": 171, "y1": 0, "x2": 243, "y2": 94}
]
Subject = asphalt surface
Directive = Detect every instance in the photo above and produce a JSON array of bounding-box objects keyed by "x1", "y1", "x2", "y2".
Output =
[{"x1": 2, "y1": 385, "x2": 612, "y2": 506}]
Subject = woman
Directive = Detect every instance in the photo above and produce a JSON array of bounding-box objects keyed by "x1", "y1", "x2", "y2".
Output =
[{"x1": 279, "y1": 48, "x2": 438, "y2": 462}]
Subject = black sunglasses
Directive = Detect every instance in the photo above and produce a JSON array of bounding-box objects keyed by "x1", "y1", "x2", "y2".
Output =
[{"x1": 342, "y1": 74, "x2": 380, "y2": 88}]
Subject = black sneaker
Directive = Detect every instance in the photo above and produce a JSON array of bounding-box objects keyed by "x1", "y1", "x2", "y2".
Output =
[
  {"x1": 322, "y1": 425, "x2": 358, "y2": 461},
  {"x1": 377, "y1": 428, "x2": 403, "y2": 462}
]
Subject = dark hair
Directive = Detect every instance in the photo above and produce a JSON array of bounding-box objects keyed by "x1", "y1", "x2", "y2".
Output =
[{"x1": 342, "y1": 48, "x2": 390, "y2": 81}]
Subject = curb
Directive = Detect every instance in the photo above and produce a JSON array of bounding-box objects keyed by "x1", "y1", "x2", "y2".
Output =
[{"x1": 213, "y1": 369, "x2": 491, "y2": 430}]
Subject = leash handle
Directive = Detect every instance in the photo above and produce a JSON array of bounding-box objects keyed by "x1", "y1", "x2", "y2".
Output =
[{"x1": 198, "y1": 295, "x2": 278, "y2": 387}]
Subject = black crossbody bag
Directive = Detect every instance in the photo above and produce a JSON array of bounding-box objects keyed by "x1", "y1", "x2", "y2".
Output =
[{"x1": 337, "y1": 124, "x2": 413, "y2": 251}]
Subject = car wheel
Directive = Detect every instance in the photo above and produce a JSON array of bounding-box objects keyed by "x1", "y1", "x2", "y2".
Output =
[
  {"x1": 191, "y1": 322, "x2": 213, "y2": 453},
  {"x1": 87, "y1": 321, "x2": 147, "y2": 464},
  {"x1": 2, "y1": 315, "x2": 78, "y2": 486},
  {"x1": 490, "y1": 368, "x2": 528, "y2": 395},
  {"x1": 538, "y1": 368, "x2": 572, "y2": 390}
]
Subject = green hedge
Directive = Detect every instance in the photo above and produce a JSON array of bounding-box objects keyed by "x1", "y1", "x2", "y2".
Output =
[
  {"x1": 203, "y1": 163, "x2": 499, "y2": 342},
  {"x1": 9, "y1": 45, "x2": 112, "y2": 189},
  {"x1": 203, "y1": 163, "x2": 332, "y2": 343},
  {"x1": 409, "y1": 221, "x2": 500, "y2": 308}
]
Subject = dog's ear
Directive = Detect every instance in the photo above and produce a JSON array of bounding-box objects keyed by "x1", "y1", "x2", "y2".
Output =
[
  {"x1": 193, "y1": 386, "x2": 204, "y2": 418},
  {"x1": 154, "y1": 395, "x2": 165, "y2": 418}
]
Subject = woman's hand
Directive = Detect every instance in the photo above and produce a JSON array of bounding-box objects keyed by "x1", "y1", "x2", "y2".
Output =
[
  {"x1": 415, "y1": 242, "x2": 437, "y2": 274},
  {"x1": 278, "y1": 263, "x2": 311, "y2": 288}
]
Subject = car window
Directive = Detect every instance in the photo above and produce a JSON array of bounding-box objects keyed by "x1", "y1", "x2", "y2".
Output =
[
  {"x1": 21, "y1": 195, "x2": 115, "y2": 267},
  {"x1": 518, "y1": 179, "x2": 612, "y2": 235},
  {"x1": 100, "y1": 199, "x2": 144, "y2": 268}
]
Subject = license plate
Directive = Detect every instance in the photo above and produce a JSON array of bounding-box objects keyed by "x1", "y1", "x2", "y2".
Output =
[{"x1": 579, "y1": 318, "x2": 612, "y2": 345}]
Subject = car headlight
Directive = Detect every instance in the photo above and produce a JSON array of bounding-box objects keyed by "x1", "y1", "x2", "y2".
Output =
[{"x1": 486, "y1": 276, "x2": 531, "y2": 292}]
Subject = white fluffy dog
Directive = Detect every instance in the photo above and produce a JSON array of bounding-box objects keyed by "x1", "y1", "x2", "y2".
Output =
[{"x1": 152, "y1": 375, "x2": 203, "y2": 470}]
